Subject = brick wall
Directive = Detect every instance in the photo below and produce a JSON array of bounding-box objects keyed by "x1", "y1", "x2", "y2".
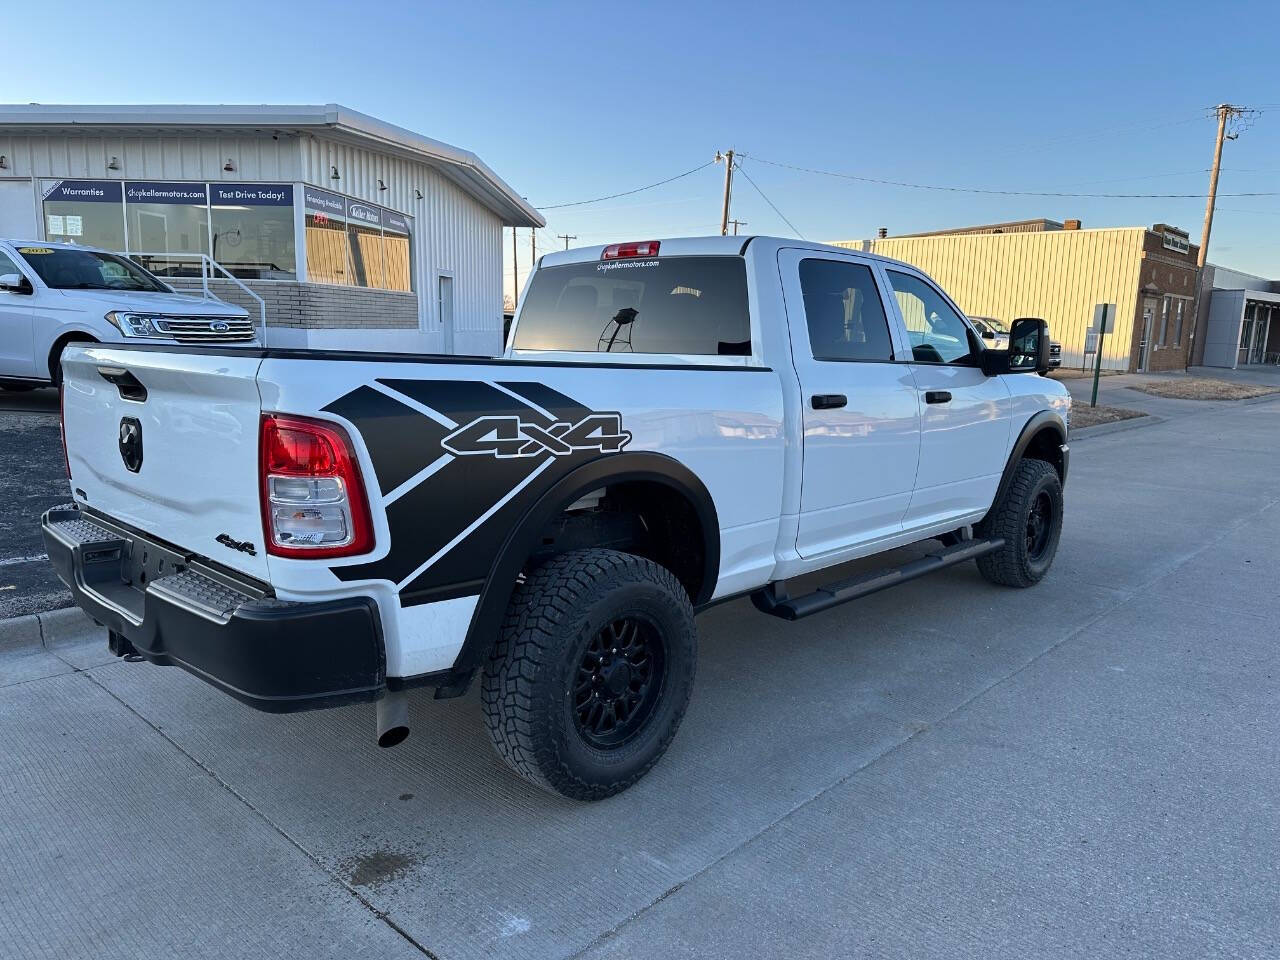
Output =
[
  {"x1": 1124, "y1": 232, "x2": 1200, "y2": 372},
  {"x1": 167, "y1": 278, "x2": 419, "y2": 330}
]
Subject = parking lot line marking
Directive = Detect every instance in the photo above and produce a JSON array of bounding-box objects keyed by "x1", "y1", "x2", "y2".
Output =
[{"x1": 0, "y1": 554, "x2": 47, "y2": 567}]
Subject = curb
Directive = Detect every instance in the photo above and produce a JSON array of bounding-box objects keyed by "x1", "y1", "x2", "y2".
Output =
[
  {"x1": 1070, "y1": 413, "x2": 1163, "y2": 442},
  {"x1": 0, "y1": 605, "x2": 97, "y2": 651}
]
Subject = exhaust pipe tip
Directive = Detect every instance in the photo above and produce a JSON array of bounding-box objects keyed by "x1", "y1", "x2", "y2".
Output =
[{"x1": 376, "y1": 691, "x2": 410, "y2": 749}]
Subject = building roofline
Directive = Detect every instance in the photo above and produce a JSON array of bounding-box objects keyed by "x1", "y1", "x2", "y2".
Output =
[{"x1": 0, "y1": 103, "x2": 545, "y2": 228}]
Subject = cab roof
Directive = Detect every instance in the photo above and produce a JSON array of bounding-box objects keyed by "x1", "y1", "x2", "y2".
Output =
[{"x1": 536, "y1": 235, "x2": 917, "y2": 272}]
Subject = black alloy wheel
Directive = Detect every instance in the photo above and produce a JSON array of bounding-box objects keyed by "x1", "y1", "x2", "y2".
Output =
[{"x1": 574, "y1": 616, "x2": 666, "y2": 749}]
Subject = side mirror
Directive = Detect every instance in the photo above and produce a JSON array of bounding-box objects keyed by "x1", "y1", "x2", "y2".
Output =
[
  {"x1": 979, "y1": 317, "x2": 1050, "y2": 375},
  {"x1": 1008, "y1": 317, "x2": 1050, "y2": 373},
  {"x1": 980, "y1": 329, "x2": 995, "y2": 340},
  {"x1": 0, "y1": 272, "x2": 31, "y2": 293}
]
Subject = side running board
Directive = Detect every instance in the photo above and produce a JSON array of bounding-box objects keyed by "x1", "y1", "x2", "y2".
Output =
[{"x1": 751, "y1": 537, "x2": 1005, "y2": 621}]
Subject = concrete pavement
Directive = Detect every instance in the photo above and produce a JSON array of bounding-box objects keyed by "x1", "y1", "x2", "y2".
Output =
[{"x1": 1, "y1": 394, "x2": 1278, "y2": 959}]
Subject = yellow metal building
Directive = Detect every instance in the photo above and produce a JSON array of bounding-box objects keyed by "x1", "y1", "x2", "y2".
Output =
[{"x1": 834, "y1": 221, "x2": 1200, "y2": 372}]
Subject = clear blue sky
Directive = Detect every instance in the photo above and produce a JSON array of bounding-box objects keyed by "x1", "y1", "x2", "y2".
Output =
[{"x1": 7, "y1": 0, "x2": 1279, "y2": 295}]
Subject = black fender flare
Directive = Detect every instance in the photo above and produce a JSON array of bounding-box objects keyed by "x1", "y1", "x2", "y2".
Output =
[
  {"x1": 987, "y1": 411, "x2": 1068, "y2": 518},
  {"x1": 449, "y1": 451, "x2": 720, "y2": 682}
]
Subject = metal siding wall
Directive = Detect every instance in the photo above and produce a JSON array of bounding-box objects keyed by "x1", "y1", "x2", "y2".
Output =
[
  {"x1": 836, "y1": 229, "x2": 1144, "y2": 370},
  {"x1": 0, "y1": 133, "x2": 301, "y2": 181},
  {"x1": 299, "y1": 136, "x2": 503, "y2": 354}
]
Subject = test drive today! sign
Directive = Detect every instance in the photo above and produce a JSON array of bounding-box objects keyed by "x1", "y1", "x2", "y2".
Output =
[{"x1": 210, "y1": 184, "x2": 293, "y2": 206}]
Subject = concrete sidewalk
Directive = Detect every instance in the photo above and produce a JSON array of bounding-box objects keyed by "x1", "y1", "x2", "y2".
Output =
[{"x1": 2, "y1": 396, "x2": 1278, "y2": 959}]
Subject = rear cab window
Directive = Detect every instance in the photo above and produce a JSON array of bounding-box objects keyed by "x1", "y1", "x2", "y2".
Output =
[{"x1": 512, "y1": 256, "x2": 751, "y2": 357}]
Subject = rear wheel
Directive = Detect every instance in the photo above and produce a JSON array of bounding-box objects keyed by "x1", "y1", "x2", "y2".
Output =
[
  {"x1": 976, "y1": 458, "x2": 1063, "y2": 587},
  {"x1": 481, "y1": 548, "x2": 697, "y2": 800}
]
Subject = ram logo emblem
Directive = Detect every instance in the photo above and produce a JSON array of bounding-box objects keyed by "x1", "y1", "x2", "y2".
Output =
[{"x1": 442, "y1": 413, "x2": 632, "y2": 459}]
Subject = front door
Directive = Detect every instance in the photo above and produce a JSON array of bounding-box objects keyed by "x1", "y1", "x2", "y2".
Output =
[
  {"x1": 1138, "y1": 299, "x2": 1156, "y2": 371},
  {"x1": 0, "y1": 248, "x2": 35, "y2": 378},
  {"x1": 883, "y1": 268, "x2": 1012, "y2": 530},
  {"x1": 781, "y1": 249, "x2": 922, "y2": 558}
]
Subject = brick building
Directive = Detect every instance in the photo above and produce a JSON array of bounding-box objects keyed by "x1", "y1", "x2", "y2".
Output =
[
  {"x1": 0, "y1": 104, "x2": 544, "y2": 355},
  {"x1": 836, "y1": 219, "x2": 1201, "y2": 372}
]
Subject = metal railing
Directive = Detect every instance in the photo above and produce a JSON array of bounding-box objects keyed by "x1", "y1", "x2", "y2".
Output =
[{"x1": 125, "y1": 252, "x2": 267, "y2": 340}]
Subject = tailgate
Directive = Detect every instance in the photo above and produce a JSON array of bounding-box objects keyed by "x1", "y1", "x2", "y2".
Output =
[{"x1": 61, "y1": 345, "x2": 269, "y2": 581}]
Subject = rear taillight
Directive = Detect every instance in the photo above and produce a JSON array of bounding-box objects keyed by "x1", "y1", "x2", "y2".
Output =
[
  {"x1": 259, "y1": 414, "x2": 373, "y2": 559},
  {"x1": 602, "y1": 240, "x2": 660, "y2": 260},
  {"x1": 59, "y1": 384, "x2": 70, "y2": 479}
]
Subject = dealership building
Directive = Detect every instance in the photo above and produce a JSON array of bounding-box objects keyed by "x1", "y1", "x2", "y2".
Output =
[{"x1": 0, "y1": 104, "x2": 543, "y2": 355}]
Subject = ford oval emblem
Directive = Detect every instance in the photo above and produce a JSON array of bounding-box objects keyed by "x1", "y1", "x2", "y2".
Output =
[{"x1": 211, "y1": 320, "x2": 230, "y2": 333}]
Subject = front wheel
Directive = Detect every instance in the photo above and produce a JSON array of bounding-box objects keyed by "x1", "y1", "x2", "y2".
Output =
[
  {"x1": 976, "y1": 458, "x2": 1063, "y2": 587},
  {"x1": 481, "y1": 548, "x2": 697, "y2": 800}
]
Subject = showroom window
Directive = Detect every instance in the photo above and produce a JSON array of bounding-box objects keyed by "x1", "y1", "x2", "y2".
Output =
[
  {"x1": 42, "y1": 180, "x2": 125, "y2": 250},
  {"x1": 124, "y1": 182, "x2": 209, "y2": 277},
  {"x1": 303, "y1": 186, "x2": 413, "y2": 292},
  {"x1": 40, "y1": 179, "x2": 407, "y2": 288},
  {"x1": 41, "y1": 179, "x2": 297, "y2": 280},
  {"x1": 303, "y1": 187, "x2": 350, "y2": 285},
  {"x1": 209, "y1": 184, "x2": 296, "y2": 280}
]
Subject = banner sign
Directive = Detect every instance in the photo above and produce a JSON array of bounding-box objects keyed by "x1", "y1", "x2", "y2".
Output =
[
  {"x1": 125, "y1": 181, "x2": 208, "y2": 204},
  {"x1": 383, "y1": 209, "x2": 411, "y2": 233},
  {"x1": 43, "y1": 179, "x2": 122, "y2": 203},
  {"x1": 303, "y1": 186, "x2": 346, "y2": 217},
  {"x1": 1162, "y1": 232, "x2": 1190, "y2": 254},
  {"x1": 346, "y1": 200, "x2": 382, "y2": 227},
  {"x1": 210, "y1": 183, "x2": 293, "y2": 206}
]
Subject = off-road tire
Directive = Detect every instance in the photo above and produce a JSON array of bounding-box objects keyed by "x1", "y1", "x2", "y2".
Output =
[
  {"x1": 976, "y1": 458, "x2": 1063, "y2": 587},
  {"x1": 482, "y1": 548, "x2": 697, "y2": 800}
]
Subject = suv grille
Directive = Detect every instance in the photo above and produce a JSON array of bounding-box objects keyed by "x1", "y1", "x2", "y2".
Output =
[
  {"x1": 153, "y1": 317, "x2": 256, "y2": 343},
  {"x1": 1049, "y1": 343, "x2": 1062, "y2": 357}
]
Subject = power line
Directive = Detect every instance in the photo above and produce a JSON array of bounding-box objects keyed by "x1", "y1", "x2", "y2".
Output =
[
  {"x1": 535, "y1": 160, "x2": 716, "y2": 210},
  {"x1": 737, "y1": 163, "x2": 805, "y2": 239},
  {"x1": 741, "y1": 153, "x2": 1279, "y2": 199}
]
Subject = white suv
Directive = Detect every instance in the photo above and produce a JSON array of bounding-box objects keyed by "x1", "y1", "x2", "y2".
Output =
[{"x1": 0, "y1": 240, "x2": 255, "y2": 390}]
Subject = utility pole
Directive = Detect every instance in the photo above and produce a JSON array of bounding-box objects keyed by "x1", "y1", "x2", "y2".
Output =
[
  {"x1": 511, "y1": 227, "x2": 519, "y2": 307},
  {"x1": 716, "y1": 149, "x2": 736, "y2": 236},
  {"x1": 531, "y1": 227, "x2": 537, "y2": 269},
  {"x1": 728, "y1": 218, "x2": 748, "y2": 236},
  {"x1": 557, "y1": 233, "x2": 577, "y2": 250},
  {"x1": 1198, "y1": 104, "x2": 1243, "y2": 270},
  {"x1": 1191, "y1": 103, "x2": 1254, "y2": 368}
]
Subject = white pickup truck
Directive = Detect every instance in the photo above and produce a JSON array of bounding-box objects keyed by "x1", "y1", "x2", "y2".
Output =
[
  {"x1": 0, "y1": 240, "x2": 255, "y2": 390},
  {"x1": 44, "y1": 236, "x2": 1070, "y2": 800}
]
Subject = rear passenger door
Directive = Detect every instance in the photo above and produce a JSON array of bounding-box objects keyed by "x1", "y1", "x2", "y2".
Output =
[
  {"x1": 883, "y1": 268, "x2": 1011, "y2": 529},
  {"x1": 780, "y1": 250, "x2": 921, "y2": 558}
]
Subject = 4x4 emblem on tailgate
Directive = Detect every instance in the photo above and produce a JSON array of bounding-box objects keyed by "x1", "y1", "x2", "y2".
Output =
[
  {"x1": 441, "y1": 413, "x2": 631, "y2": 459},
  {"x1": 118, "y1": 417, "x2": 143, "y2": 473}
]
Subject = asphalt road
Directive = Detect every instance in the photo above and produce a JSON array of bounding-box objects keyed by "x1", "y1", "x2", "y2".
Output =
[
  {"x1": 0, "y1": 386, "x2": 72, "y2": 619},
  {"x1": 1, "y1": 392, "x2": 1278, "y2": 959}
]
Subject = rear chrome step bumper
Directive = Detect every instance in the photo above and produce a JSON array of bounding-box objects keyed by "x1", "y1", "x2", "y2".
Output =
[{"x1": 42, "y1": 504, "x2": 386, "y2": 713}]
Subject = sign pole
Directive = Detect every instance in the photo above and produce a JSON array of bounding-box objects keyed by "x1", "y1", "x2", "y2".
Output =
[{"x1": 1090, "y1": 303, "x2": 1112, "y2": 408}]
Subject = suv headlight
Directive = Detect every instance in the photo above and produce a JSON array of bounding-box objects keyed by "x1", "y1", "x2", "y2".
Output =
[{"x1": 106, "y1": 312, "x2": 175, "y2": 339}]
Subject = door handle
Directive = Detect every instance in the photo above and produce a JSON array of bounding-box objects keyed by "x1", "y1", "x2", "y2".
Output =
[
  {"x1": 97, "y1": 366, "x2": 148, "y2": 402},
  {"x1": 811, "y1": 393, "x2": 847, "y2": 410},
  {"x1": 924, "y1": 390, "x2": 952, "y2": 404}
]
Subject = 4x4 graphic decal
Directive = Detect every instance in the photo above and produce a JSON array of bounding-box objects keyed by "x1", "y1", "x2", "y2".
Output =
[
  {"x1": 441, "y1": 413, "x2": 631, "y2": 459},
  {"x1": 323, "y1": 378, "x2": 627, "y2": 603}
]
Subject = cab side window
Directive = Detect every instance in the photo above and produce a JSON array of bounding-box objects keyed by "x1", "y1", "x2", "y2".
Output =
[
  {"x1": 799, "y1": 259, "x2": 894, "y2": 362},
  {"x1": 0, "y1": 251, "x2": 23, "y2": 281},
  {"x1": 886, "y1": 270, "x2": 976, "y2": 365}
]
